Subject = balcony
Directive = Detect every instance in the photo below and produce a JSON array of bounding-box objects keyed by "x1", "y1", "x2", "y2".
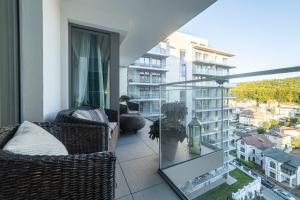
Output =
[
  {"x1": 147, "y1": 46, "x2": 169, "y2": 57},
  {"x1": 129, "y1": 63, "x2": 168, "y2": 72},
  {"x1": 128, "y1": 76, "x2": 166, "y2": 86},
  {"x1": 129, "y1": 92, "x2": 163, "y2": 101},
  {"x1": 193, "y1": 95, "x2": 235, "y2": 100},
  {"x1": 192, "y1": 68, "x2": 229, "y2": 76},
  {"x1": 192, "y1": 58, "x2": 236, "y2": 69}
]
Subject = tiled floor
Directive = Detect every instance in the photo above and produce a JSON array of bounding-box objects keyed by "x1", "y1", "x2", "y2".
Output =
[{"x1": 115, "y1": 120, "x2": 180, "y2": 200}]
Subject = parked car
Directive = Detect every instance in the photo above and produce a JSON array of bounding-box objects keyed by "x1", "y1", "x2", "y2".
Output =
[
  {"x1": 251, "y1": 171, "x2": 258, "y2": 177},
  {"x1": 261, "y1": 178, "x2": 274, "y2": 189},
  {"x1": 273, "y1": 189, "x2": 296, "y2": 200}
]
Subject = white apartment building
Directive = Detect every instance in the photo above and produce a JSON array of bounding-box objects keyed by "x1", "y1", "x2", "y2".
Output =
[
  {"x1": 262, "y1": 148, "x2": 300, "y2": 187},
  {"x1": 236, "y1": 134, "x2": 275, "y2": 166},
  {"x1": 165, "y1": 32, "x2": 236, "y2": 167},
  {"x1": 127, "y1": 43, "x2": 168, "y2": 119}
]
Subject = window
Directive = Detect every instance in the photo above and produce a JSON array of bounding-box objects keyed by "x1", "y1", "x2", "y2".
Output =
[
  {"x1": 241, "y1": 140, "x2": 245, "y2": 145},
  {"x1": 195, "y1": 52, "x2": 201, "y2": 61},
  {"x1": 180, "y1": 50, "x2": 186, "y2": 79},
  {"x1": 180, "y1": 50, "x2": 186, "y2": 62},
  {"x1": 152, "y1": 72, "x2": 161, "y2": 83},
  {"x1": 152, "y1": 87, "x2": 160, "y2": 98},
  {"x1": 140, "y1": 87, "x2": 150, "y2": 98},
  {"x1": 241, "y1": 155, "x2": 245, "y2": 160},
  {"x1": 252, "y1": 149, "x2": 255, "y2": 154},
  {"x1": 151, "y1": 58, "x2": 161, "y2": 67},
  {"x1": 152, "y1": 102, "x2": 159, "y2": 113},
  {"x1": 240, "y1": 147, "x2": 245, "y2": 153},
  {"x1": 140, "y1": 102, "x2": 150, "y2": 114},
  {"x1": 203, "y1": 54, "x2": 209, "y2": 61},
  {"x1": 144, "y1": 57, "x2": 150, "y2": 66},
  {"x1": 270, "y1": 171, "x2": 276, "y2": 179},
  {"x1": 270, "y1": 161, "x2": 276, "y2": 169},
  {"x1": 223, "y1": 58, "x2": 228, "y2": 65},
  {"x1": 70, "y1": 25, "x2": 111, "y2": 108},
  {"x1": 139, "y1": 71, "x2": 150, "y2": 83}
]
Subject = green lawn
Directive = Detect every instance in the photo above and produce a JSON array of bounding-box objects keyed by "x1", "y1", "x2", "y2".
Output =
[
  {"x1": 290, "y1": 188, "x2": 300, "y2": 199},
  {"x1": 194, "y1": 169, "x2": 253, "y2": 200}
]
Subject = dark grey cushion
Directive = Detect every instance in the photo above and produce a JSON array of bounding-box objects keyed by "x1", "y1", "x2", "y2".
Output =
[{"x1": 72, "y1": 108, "x2": 109, "y2": 124}]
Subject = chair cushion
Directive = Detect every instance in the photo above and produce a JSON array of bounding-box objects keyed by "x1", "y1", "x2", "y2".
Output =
[
  {"x1": 3, "y1": 121, "x2": 68, "y2": 156},
  {"x1": 72, "y1": 107, "x2": 109, "y2": 123}
]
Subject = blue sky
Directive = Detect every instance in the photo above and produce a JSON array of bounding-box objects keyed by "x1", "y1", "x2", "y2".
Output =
[{"x1": 179, "y1": 0, "x2": 300, "y2": 75}]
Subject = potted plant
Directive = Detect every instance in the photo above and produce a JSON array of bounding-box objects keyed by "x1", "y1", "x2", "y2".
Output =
[
  {"x1": 119, "y1": 95, "x2": 130, "y2": 102},
  {"x1": 149, "y1": 101, "x2": 187, "y2": 161}
]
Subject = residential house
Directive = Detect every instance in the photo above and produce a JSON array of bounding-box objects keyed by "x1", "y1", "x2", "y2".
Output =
[
  {"x1": 236, "y1": 134, "x2": 275, "y2": 166},
  {"x1": 262, "y1": 148, "x2": 300, "y2": 187},
  {"x1": 280, "y1": 126, "x2": 300, "y2": 138},
  {"x1": 265, "y1": 128, "x2": 292, "y2": 152}
]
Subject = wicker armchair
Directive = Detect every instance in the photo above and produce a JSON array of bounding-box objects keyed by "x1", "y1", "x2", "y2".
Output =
[
  {"x1": 0, "y1": 122, "x2": 116, "y2": 200},
  {"x1": 55, "y1": 107, "x2": 119, "y2": 152}
]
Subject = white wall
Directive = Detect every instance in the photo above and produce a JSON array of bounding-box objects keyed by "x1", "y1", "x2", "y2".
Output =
[
  {"x1": 43, "y1": 0, "x2": 61, "y2": 120},
  {"x1": 20, "y1": 0, "x2": 44, "y2": 122}
]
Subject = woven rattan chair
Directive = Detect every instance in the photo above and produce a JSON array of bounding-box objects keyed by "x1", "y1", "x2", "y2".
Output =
[
  {"x1": 0, "y1": 122, "x2": 116, "y2": 200},
  {"x1": 55, "y1": 107, "x2": 119, "y2": 152}
]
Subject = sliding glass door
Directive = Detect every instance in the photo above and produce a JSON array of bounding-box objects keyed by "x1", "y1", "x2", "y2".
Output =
[
  {"x1": 0, "y1": 0, "x2": 20, "y2": 126},
  {"x1": 70, "y1": 25, "x2": 111, "y2": 108}
]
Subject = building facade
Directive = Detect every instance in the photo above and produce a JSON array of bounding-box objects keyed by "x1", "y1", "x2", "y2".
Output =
[
  {"x1": 236, "y1": 134, "x2": 275, "y2": 166},
  {"x1": 262, "y1": 148, "x2": 300, "y2": 187},
  {"x1": 127, "y1": 43, "x2": 169, "y2": 119}
]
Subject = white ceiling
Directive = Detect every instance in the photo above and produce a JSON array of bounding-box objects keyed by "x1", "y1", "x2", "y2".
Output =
[{"x1": 63, "y1": 0, "x2": 217, "y2": 66}]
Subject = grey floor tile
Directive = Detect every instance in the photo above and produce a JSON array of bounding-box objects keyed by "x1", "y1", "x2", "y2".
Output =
[
  {"x1": 141, "y1": 138, "x2": 159, "y2": 154},
  {"x1": 115, "y1": 163, "x2": 131, "y2": 199},
  {"x1": 116, "y1": 141, "x2": 155, "y2": 162},
  {"x1": 116, "y1": 194, "x2": 134, "y2": 200},
  {"x1": 133, "y1": 183, "x2": 180, "y2": 200},
  {"x1": 120, "y1": 155, "x2": 162, "y2": 193},
  {"x1": 117, "y1": 133, "x2": 143, "y2": 147}
]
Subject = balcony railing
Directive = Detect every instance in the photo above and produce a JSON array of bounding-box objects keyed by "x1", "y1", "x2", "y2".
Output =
[
  {"x1": 130, "y1": 62, "x2": 167, "y2": 70},
  {"x1": 128, "y1": 77, "x2": 165, "y2": 84},
  {"x1": 129, "y1": 92, "x2": 164, "y2": 99},
  {"x1": 147, "y1": 46, "x2": 169, "y2": 56},
  {"x1": 157, "y1": 66, "x2": 300, "y2": 199}
]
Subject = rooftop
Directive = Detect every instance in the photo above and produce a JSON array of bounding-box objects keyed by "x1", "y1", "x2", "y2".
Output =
[
  {"x1": 262, "y1": 148, "x2": 300, "y2": 168},
  {"x1": 241, "y1": 134, "x2": 275, "y2": 150}
]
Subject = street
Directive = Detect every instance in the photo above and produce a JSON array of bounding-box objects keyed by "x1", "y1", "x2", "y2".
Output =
[{"x1": 262, "y1": 186, "x2": 284, "y2": 200}]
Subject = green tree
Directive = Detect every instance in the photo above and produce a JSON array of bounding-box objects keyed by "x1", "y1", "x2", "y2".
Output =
[
  {"x1": 262, "y1": 121, "x2": 271, "y2": 130},
  {"x1": 230, "y1": 77, "x2": 300, "y2": 103},
  {"x1": 270, "y1": 119, "x2": 279, "y2": 126},
  {"x1": 257, "y1": 127, "x2": 266, "y2": 134}
]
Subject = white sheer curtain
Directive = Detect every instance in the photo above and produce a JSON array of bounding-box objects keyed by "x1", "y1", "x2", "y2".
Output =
[
  {"x1": 71, "y1": 30, "x2": 91, "y2": 107},
  {"x1": 97, "y1": 44, "x2": 105, "y2": 107}
]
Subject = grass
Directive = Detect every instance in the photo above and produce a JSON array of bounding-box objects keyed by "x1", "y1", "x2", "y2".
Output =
[
  {"x1": 290, "y1": 188, "x2": 300, "y2": 199},
  {"x1": 194, "y1": 169, "x2": 253, "y2": 200},
  {"x1": 237, "y1": 158, "x2": 256, "y2": 170}
]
